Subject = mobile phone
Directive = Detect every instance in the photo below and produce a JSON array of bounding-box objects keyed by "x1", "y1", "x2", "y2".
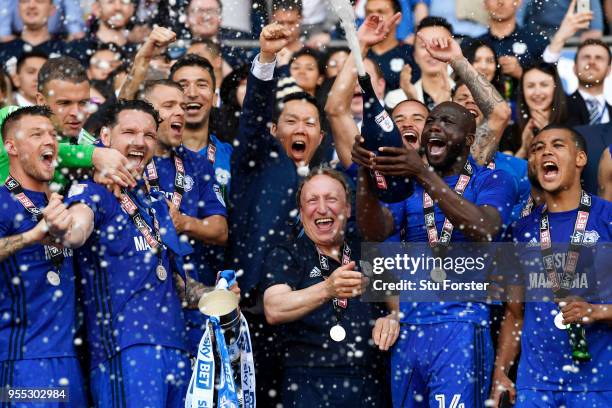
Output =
[{"x1": 577, "y1": 0, "x2": 590, "y2": 14}]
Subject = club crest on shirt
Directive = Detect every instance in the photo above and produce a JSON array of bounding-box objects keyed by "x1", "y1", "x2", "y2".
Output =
[{"x1": 184, "y1": 175, "x2": 194, "y2": 192}]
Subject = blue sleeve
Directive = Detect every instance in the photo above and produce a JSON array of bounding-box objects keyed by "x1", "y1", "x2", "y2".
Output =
[
  {"x1": 64, "y1": 181, "x2": 112, "y2": 226},
  {"x1": 232, "y1": 71, "x2": 279, "y2": 175},
  {"x1": 0, "y1": 0, "x2": 16, "y2": 37},
  {"x1": 195, "y1": 160, "x2": 227, "y2": 219},
  {"x1": 61, "y1": 0, "x2": 85, "y2": 34},
  {"x1": 474, "y1": 169, "x2": 519, "y2": 230}
]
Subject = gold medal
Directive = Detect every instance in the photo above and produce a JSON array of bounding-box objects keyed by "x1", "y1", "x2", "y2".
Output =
[
  {"x1": 47, "y1": 271, "x2": 61, "y2": 286},
  {"x1": 156, "y1": 265, "x2": 168, "y2": 281}
]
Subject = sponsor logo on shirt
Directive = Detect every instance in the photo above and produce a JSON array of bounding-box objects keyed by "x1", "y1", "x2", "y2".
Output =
[
  {"x1": 528, "y1": 272, "x2": 589, "y2": 289},
  {"x1": 309, "y1": 266, "x2": 322, "y2": 278},
  {"x1": 213, "y1": 184, "x2": 226, "y2": 207}
]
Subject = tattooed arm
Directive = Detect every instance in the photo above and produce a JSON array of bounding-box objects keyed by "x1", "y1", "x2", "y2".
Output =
[
  {"x1": 0, "y1": 218, "x2": 48, "y2": 262},
  {"x1": 418, "y1": 34, "x2": 512, "y2": 165},
  {"x1": 450, "y1": 57, "x2": 511, "y2": 165}
]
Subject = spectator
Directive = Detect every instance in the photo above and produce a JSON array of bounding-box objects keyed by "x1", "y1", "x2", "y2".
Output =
[
  {"x1": 355, "y1": 0, "x2": 429, "y2": 42},
  {"x1": 462, "y1": 39, "x2": 504, "y2": 96},
  {"x1": 13, "y1": 51, "x2": 48, "y2": 107},
  {"x1": 289, "y1": 47, "x2": 325, "y2": 97},
  {"x1": 541, "y1": 7, "x2": 610, "y2": 126},
  {"x1": 0, "y1": 0, "x2": 85, "y2": 42},
  {"x1": 479, "y1": 0, "x2": 549, "y2": 106},
  {"x1": 386, "y1": 17, "x2": 455, "y2": 110},
  {"x1": 0, "y1": 0, "x2": 65, "y2": 74},
  {"x1": 521, "y1": 0, "x2": 604, "y2": 39},
  {"x1": 262, "y1": 168, "x2": 393, "y2": 407},
  {"x1": 428, "y1": 0, "x2": 488, "y2": 37},
  {"x1": 66, "y1": 0, "x2": 138, "y2": 66},
  {"x1": 0, "y1": 70, "x2": 12, "y2": 107},
  {"x1": 365, "y1": 0, "x2": 419, "y2": 91},
  {"x1": 324, "y1": 47, "x2": 350, "y2": 79},
  {"x1": 514, "y1": 62, "x2": 568, "y2": 158},
  {"x1": 185, "y1": 0, "x2": 250, "y2": 68},
  {"x1": 270, "y1": 0, "x2": 305, "y2": 65},
  {"x1": 86, "y1": 43, "x2": 123, "y2": 81}
]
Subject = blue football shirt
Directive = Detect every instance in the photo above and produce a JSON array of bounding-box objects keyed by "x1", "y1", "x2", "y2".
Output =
[
  {"x1": 388, "y1": 157, "x2": 518, "y2": 324},
  {"x1": 0, "y1": 187, "x2": 77, "y2": 361},
  {"x1": 505, "y1": 195, "x2": 612, "y2": 391},
  {"x1": 150, "y1": 146, "x2": 227, "y2": 354},
  {"x1": 64, "y1": 181, "x2": 188, "y2": 368}
]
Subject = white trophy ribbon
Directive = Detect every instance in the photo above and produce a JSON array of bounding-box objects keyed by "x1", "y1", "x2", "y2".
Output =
[{"x1": 185, "y1": 271, "x2": 256, "y2": 408}]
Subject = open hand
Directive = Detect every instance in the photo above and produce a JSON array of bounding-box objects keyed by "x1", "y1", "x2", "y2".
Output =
[{"x1": 357, "y1": 13, "x2": 402, "y2": 49}]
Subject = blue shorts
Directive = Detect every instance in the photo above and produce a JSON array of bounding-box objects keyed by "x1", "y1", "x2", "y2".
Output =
[
  {"x1": 515, "y1": 389, "x2": 612, "y2": 407},
  {"x1": 90, "y1": 345, "x2": 190, "y2": 408},
  {"x1": 282, "y1": 367, "x2": 387, "y2": 408},
  {"x1": 391, "y1": 321, "x2": 493, "y2": 408},
  {"x1": 0, "y1": 357, "x2": 86, "y2": 408}
]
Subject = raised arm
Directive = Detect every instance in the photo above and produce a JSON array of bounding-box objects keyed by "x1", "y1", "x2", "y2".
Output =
[
  {"x1": 325, "y1": 13, "x2": 402, "y2": 169},
  {"x1": 233, "y1": 23, "x2": 290, "y2": 171},
  {"x1": 62, "y1": 203, "x2": 95, "y2": 248},
  {"x1": 119, "y1": 26, "x2": 177, "y2": 100},
  {"x1": 353, "y1": 141, "x2": 395, "y2": 241},
  {"x1": 419, "y1": 34, "x2": 511, "y2": 165},
  {"x1": 542, "y1": 0, "x2": 593, "y2": 63}
]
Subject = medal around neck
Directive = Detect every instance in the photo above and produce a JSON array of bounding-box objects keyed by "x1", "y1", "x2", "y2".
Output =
[
  {"x1": 156, "y1": 264, "x2": 168, "y2": 281},
  {"x1": 430, "y1": 267, "x2": 447, "y2": 283},
  {"x1": 330, "y1": 324, "x2": 346, "y2": 342},
  {"x1": 47, "y1": 271, "x2": 61, "y2": 286}
]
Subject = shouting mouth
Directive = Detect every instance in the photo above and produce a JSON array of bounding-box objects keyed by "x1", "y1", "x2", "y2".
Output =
[
  {"x1": 427, "y1": 136, "x2": 447, "y2": 158},
  {"x1": 401, "y1": 129, "x2": 419, "y2": 147},
  {"x1": 542, "y1": 160, "x2": 559, "y2": 182}
]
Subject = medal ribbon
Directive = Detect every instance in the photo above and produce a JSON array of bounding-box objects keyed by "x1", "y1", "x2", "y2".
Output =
[
  {"x1": 118, "y1": 188, "x2": 165, "y2": 271},
  {"x1": 539, "y1": 191, "x2": 592, "y2": 295},
  {"x1": 521, "y1": 195, "x2": 535, "y2": 218},
  {"x1": 145, "y1": 152, "x2": 186, "y2": 209},
  {"x1": 318, "y1": 242, "x2": 352, "y2": 323},
  {"x1": 5, "y1": 175, "x2": 65, "y2": 274},
  {"x1": 422, "y1": 161, "x2": 474, "y2": 247}
]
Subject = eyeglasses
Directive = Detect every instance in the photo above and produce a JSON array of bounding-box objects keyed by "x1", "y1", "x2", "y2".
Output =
[{"x1": 189, "y1": 7, "x2": 221, "y2": 17}]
